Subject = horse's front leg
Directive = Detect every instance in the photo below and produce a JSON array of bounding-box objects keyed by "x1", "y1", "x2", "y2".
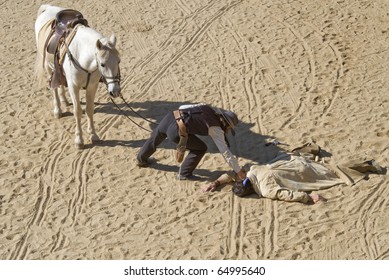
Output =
[
  {"x1": 68, "y1": 85, "x2": 84, "y2": 149},
  {"x1": 85, "y1": 85, "x2": 100, "y2": 143}
]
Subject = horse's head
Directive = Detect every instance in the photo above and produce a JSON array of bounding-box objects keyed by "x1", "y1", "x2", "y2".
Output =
[{"x1": 96, "y1": 34, "x2": 121, "y2": 97}]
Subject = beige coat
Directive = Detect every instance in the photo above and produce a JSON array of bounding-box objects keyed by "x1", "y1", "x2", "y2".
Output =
[{"x1": 246, "y1": 153, "x2": 367, "y2": 203}]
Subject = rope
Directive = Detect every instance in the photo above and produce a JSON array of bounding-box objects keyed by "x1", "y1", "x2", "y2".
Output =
[
  {"x1": 110, "y1": 97, "x2": 153, "y2": 133},
  {"x1": 120, "y1": 95, "x2": 159, "y2": 125}
]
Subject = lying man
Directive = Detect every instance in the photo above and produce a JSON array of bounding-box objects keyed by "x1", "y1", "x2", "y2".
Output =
[{"x1": 202, "y1": 143, "x2": 385, "y2": 204}]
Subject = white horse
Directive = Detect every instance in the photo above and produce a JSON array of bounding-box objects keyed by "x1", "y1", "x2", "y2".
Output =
[{"x1": 35, "y1": 4, "x2": 121, "y2": 149}]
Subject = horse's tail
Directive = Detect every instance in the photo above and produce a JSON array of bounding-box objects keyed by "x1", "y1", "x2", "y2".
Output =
[
  {"x1": 35, "y1": 5, "x2": 49, "y2": 87},
  {"x1": 34, "y1": 53, "x2": 46, "y2": 88},
  {"x1": 34, "y1": 33, "x2": 48, "y2": 88},
  {"x1": 34, "y1": 15, "x2": 54, "y2": 88}
]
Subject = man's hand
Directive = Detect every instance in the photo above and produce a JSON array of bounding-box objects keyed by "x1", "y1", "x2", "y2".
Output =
[
  {"x1": 309, "y1": 194, "x2": 326, "y2": 203},
  {"x1": 237, "y1": 169, "x2": 246, "y2": 180},
  {"x1": 202, "y1": 181, "x2": 220, "y2": 192}
]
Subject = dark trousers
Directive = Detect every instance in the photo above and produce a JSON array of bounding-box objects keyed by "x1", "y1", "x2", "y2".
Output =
[{"x1": 137, "y1": 112, "x2": 207, "y2": 177}]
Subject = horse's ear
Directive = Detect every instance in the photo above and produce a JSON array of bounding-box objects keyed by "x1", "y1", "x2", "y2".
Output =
[
  {"x1": 109, "y1": 34, "x2": 117, "y2": 46},
  {"x1": 96, "y1": 39, "x2": 103, "y2": 50}
]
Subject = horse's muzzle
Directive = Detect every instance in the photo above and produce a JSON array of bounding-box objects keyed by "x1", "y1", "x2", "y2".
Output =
[
  {"x1": 108, "y1": 83, "x2": 121, "y2": 98},
  {"x1": 109, "y1": 90, "x2": 121, "y2": 98}
]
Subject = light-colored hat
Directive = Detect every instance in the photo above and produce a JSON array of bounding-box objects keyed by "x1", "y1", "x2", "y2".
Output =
[{"x1": 215, "y1": 108, "x2": 239, "y2": 135}]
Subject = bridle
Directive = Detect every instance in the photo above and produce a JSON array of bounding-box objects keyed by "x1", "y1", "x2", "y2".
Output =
[{"x1": 98, "y1": 64, "x2": 121, "y2": 96}]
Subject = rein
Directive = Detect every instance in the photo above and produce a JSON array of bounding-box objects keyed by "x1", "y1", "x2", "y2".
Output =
[
  {"x1": 119, "y1": 95, "x2": 159, "y2": 126},
  {"x1": 110, "y1": 95, "x2": 156, "y2": 133}
]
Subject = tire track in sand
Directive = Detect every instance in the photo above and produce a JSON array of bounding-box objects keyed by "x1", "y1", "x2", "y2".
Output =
[
  {"x1": 225, "y1": 19, "x2": 280, "y2": 259},
  {"x1": 51, "y1": 112, "x2": 120, "y2": 253},
  {"x1": 268, "y1": 15, "x2": 344, "y2": 133},
  {"x1": 221, "y1": 23, "x2": 260, "y2": 259},
  {"x1": 206, "y1": 9, "x2": 274, "y2": 258},
  {"x1": 270, "y1": 15, "x2": 317, "y2": 132},
  {"x1": 130, "y1": 0, "x2": 243, "y2": 101},
  {"x1": 212, "y1": 11, "x2": 288, "y2": 258},
  {"x1": 114, "y1": 0, "x2": 217, "y2": 96},
  {"x1": 11, "y1": 97, "x2": 121, "y2": 257},
  {"x1": 9, "y1": 131, "x2": 69, "y2": 259},
  {"x1": 272, "y1": 16, "x2": 317, "y2": 95},
  {"x1": 301, "y1": 20, "x2": 345, "y2": 118},
  {"x1": 200, "y1": 7, "x2": 244, "y2": 259},
  {"x1": 355, "y1": 180, "x2": 388, "y2": 259}
]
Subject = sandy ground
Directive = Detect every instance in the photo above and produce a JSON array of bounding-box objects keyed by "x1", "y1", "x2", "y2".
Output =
[{"x1": 1, "y1": 0, "x2": 388, "y2": 260}]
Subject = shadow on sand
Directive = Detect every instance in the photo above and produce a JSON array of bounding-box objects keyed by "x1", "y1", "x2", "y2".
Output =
[{"x1": 89, "y1": 100, "x2": 290, "y2": 177}]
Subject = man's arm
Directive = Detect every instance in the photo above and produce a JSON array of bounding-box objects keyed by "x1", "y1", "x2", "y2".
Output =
[
  {"x1": 276, "y1": 190, "x2": 324, "y2": 204},
  {"x1": 208, "y1": 126, "x2": 245, "y2": 179},
  {"x1": 202, "y1": 173, "x2": 234, "y2": 192},
  {"x1": 273, "y1": 189, "x2": 312, "y2": 203}
]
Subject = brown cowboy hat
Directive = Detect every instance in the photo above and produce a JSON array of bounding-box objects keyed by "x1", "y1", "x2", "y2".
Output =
[
  {"x1": 215, "y1": 108, "x2": 239, "y2": 135},
  {"x1": 232, "y1": 178, "x2": 255, "y2": 197}
]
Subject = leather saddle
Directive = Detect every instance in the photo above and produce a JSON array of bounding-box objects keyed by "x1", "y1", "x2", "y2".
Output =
[{"x1": 47, "y1": 9, "x2": 88, "y2": 54}]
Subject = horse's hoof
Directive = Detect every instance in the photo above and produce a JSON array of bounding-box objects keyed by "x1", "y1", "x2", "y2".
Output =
[
  {"x1": 53, "y1": 110, "x2": 62, "y2": 119},
  {"x1": 61, "y1": 100, "x2": 70, "y2": 107},
  {"x1": 90, "y1": 135, "x2": 101, "y2": 143},
  {"x1": 75, "y1": 139, "x2": 84, "y2": 149},
  {"x1": 75, "y1": 143, "x2": 84, "y2": 150}
]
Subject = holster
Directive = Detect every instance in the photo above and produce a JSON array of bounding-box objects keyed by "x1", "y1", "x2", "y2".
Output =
[{"x1": 173, "y1": 110, "x2": 188, "y2": 163}]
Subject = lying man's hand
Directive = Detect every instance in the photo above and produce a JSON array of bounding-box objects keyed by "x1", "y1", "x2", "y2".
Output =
[
  {"x1": 202, "y1": 181, "x2": 220, "y2": 192},
  {"x1": 309, "y1": 194, "x2": 327, "y2": 203}
]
